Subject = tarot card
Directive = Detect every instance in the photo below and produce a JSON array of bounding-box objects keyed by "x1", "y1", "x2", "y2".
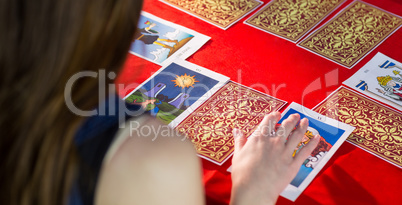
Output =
[
  {"x1": 344, "y1": 52, "x2": 402, "y2": 110},
  {"x1": 124, "y1": 59, "x2": 229, "y2": 127},
  {"x1": 227, "y1": 102, "x2": 355, "y2": 200},
  {"x1": 298, "y1": 1, "x2": 402, "y2": 68},
  {"x1": 130, "y1": 11, "x2": 210, "y2": 65},
  {"x1": 313, "y1": 86, "x2": 402, "y2": 169},
  {"x1": 176, "y1": 81, "x2": 287, "y2": 165},
  {"x1": 244, "y1": 0, "x2": 345, "y2": 42},
  {"x1": 160, "y1": 0, "x2": 263, "y2": 30},
  {"x1": 279, "y1": 102, "x2": 355, "y2": 201}
]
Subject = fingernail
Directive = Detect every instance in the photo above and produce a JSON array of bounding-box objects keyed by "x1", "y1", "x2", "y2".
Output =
[
  {"x1": 233, "y1": 128, "x2": 240, "y2": 138},
  {"x1": 303, "y1": 118, "x2": 309, "y2": 126}
]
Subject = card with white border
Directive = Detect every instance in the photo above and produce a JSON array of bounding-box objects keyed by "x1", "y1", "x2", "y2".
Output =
[
  {"x1": 343, "y1": 52, "x2": 402, "y2": 110},
  {"x1": 227, "y1": 102, "x2": 355, "y2": 201},
  {"x1": 123, "y1": 59, "x2": 229, "y2": 127},
  {"x1": 279, "y1": 102, "x2": 354, "y2": 201},
  {"x1": 130, "y1": 11, "x2": 210, "y2": 66}
]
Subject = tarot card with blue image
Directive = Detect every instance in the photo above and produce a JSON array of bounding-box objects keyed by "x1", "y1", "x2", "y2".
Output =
[
  {"x1": 280, "y1": 102, "x2": 354, "y2": 201},
  {"x1": 130, "y1": 12, "x2": 210, "y2": 65},
  {"x1": 124, "y1": 59, "x2": 229, "y2": 126}
]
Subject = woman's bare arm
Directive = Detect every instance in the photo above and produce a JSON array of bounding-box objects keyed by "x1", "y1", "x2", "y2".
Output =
[{"x1": 95, "y1": 115, "x2": 204, "y2": 205}]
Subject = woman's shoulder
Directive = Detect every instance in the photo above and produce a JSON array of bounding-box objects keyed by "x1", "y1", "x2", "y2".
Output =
[
  {"x1": 95, "y1": 115, "x2": 204, "y2": 205},
  {"x1": 103, "y1": 115, "x2": 196, "y2": 165}
]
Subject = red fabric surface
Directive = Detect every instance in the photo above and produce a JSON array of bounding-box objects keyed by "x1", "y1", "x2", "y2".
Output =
[{"x1": 116, "y1": 0, "x2": 402, "y2": 204}]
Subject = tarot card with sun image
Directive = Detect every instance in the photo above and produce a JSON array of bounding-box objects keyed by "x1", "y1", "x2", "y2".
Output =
[{"x1": 124, "y1": 59, "x2": 229, "y2": 127}]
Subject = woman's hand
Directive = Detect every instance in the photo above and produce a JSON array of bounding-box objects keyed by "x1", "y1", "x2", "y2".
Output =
[{"x1": 230, "y1": 112, "x2": 320, "y2": 205}]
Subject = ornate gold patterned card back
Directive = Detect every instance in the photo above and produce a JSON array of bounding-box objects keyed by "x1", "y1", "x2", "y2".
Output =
[
  {"x1": 245, "y1": 0, "x2": 345, "y2": 42},
  {"x1": 176, "y1": 81, "x2": 286, "y2": 165},
  {"x1": 160, "y1": 0, "x2": 263, "y2": 29},
  {"x1": 313, "y1": 87, "x2": 402, "y2": 168},
  {"x1": 299, "y1": 1, "x2": 402, "y2": 68}
]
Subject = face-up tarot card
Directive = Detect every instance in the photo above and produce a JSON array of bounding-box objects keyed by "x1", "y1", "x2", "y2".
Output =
[
  {"x1": 160, "y1": 0, "x2": 263, "y2": 30},
  {"x1": 124, "y1": 59, "x2": 229, "y2": 127},
  {"x1": 227, "y1": 102, "x2": 355, "y2": 201},
  {"x1": 298, "y1": 1, "x2": 402, "y2": 68},
  {"x1": 244, "y1": 0, "x2": 345, "y2": 42},
  {"x1": 130, "y1": 12, "x2": 210, "y2": 65},
  {"x1": 279, "y1": 103, "x2": 354, "y2": 201},
  {"x1": 313, "y1": 86, "x2": 402, "y2": 169},
  {"x1": 344, "y1": 52, "x2": 402, "y2": 110},
  {"x1": 175, "y1": 81, "x2": 287, "y2": 165}
]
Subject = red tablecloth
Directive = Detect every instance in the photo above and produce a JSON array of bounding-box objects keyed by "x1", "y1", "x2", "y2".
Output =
[{"x1": 117, "y1": 0, "x2": 402, "y2": 204}]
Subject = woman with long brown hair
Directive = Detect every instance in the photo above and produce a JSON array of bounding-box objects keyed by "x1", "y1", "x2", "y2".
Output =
[
  {"x1": 0, "y1": 0, "x2": 142, "y2": 204},
  {"x1": 0, "y1": 0, "x2": 319, "y2": 204}
]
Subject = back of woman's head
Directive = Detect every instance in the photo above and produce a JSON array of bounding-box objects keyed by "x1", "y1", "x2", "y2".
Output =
[{"x1": 0, "y1": 0, "x2": 142, "y2": 204}]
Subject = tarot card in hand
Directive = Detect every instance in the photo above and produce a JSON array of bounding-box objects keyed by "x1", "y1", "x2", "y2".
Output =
[
  {"x1": 160, "y1": 0, "x2": 263, "y2": 30},
  {"x1": 176, "y1": 81, "x2": 287, "y2": 165},
  {"x1": 314, "y1": 86, "x2": 402, "y2": 169},
  {"x1": 124, "y1": 59, "x2": 229, "y2": 127},
  {"x1": 344, "y1": 52, "x2": 402, "y2": 110},
  {"x1": 298, "y1": 1, "x2": 402, "y2": 68},
  {"x1": 245, "y1": 0, "x2": 345, "y2": 42},
  {"x1": 280, "y1": 102, "x2": 355, "y2": 201},
  {"x1": 130, "y1": 11, "x2": 210, "y2": 65}
]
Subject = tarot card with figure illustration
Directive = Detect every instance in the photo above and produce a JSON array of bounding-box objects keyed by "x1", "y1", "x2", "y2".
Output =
[
  {"x1": 227, "y1": 102, "x2": 354, "y2": 201},
  {"x1": 244, "y1": 0, "x2": 345, "y2": 42},
  {"x1": 160, "y1": 0, "x2": 263, "y2": 30},
  {"x1": 279, "y1": 103, "x2": 354, "y2": 201},
  {"x1": 313, "y1": 86, "x2": 402, "y2": 169},
  {"x1": 130, "y1": 11, "x2": 210, "y2": 65},
  {"x1": 175, "y1": 81, "x2": 287, "y2": 165},
  {"x1": 124, "y1": 59, "x2": 229, "y2": 127},
  {"x1": 298, "y1": 1, "x2": 402, "y2": 68},
  {"x1": 344, "y1": 52, "x2": 402, "y2": 110}
]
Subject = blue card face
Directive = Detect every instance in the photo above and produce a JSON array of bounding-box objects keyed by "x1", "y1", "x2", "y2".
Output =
[
  {"x1": 125, "y1": 62, "x2": 219, "y2": 124},
  {"x1": 130, "y1": 13, "x2": 194, "y2": 64},
  {"x1": 279, "y1": 108, "x2": 345, "y2": 187}
]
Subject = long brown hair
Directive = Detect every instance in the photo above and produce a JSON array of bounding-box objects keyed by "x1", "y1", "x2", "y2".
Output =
[{"x1": 0, "y1": 0, "x2": 143, "y2": 204}]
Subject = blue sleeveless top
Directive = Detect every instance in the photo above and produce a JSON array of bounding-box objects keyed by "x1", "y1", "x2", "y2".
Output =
[{"x1": 69, "y1": 95, "x2": 143, "y2": 205}]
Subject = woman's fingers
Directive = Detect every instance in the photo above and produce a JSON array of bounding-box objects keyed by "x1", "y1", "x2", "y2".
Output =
[
  {"x1": 293, "y1": 135, "x2": 320, "y2": 165},
  {"x1": 276, "y1": 114, "x2": 300, "y2": 142},
  {"x1": 233, "y1": 128, "x2": 247, "y2": 154},
  {"x1": 235, "y1": 111, "x2": 319, "y2": 166},
  {"x1": 260, "y1": 112, "x2": 281, "y2": 137},
  {"x1": 285, "y1": 118, "x2": 309, "y2": 153},
  {"x1": 251, "y1": 112, "x2": 281, "y2": 138},
  {"x1": 234, "y1": 112, "x2": 280, "y2": 155}
]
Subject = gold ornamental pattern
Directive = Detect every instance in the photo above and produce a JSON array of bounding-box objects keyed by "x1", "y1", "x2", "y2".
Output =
[
  {"x1": 176, "y1": 82, "x2": 286, "y2": 164},
  {"x1": 245, "y1": 0, "x2": 345, "y2": 42},
  {"x1": 313, "y1": 87, "x2": 402, "y2": 168},
  {"x1": 299, "y1": 1, "x2": 402, "y2": 68},
  {"x1": 161, "y1": 0, "x2": 262, "y2": 29}
]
